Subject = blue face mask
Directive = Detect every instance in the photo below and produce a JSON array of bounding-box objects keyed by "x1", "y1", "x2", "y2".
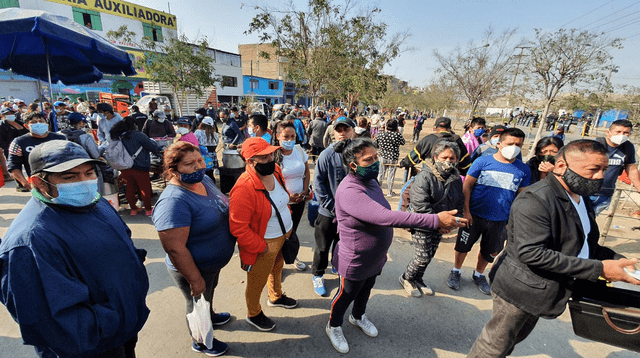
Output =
[
  {"x1": 474, "y1": 128, "x2": 485, "y2": 137},
  {"x1": 281, "y1": 140, "x2": 295, "y2": 151},
  {"x1": 490, "y1": 137, "x2": 500, "y2": 146},
  {"x1": 179, "y1": 168, "x2": 205, "y2": 184},
  {"x1": 248, "y1": 127, "x2": 256, "y2": 137},
  {"x1": 29, "y1": 122, "x2": 49, "y2": 136},
  {"x1": 354, "y1": 160, "x2": 380, "y2": 181},
  {"x1": 51, "y1": 179, "x2": 99, "y2": 207}
]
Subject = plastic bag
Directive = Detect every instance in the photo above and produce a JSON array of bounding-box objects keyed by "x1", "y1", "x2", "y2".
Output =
[{"x1": 186, "y1": 295, "x2": 214, "y2": 349}]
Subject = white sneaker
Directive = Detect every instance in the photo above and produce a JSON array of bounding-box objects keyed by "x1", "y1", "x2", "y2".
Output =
[
  {"x1": 349, "y1": 314, "x2": 378, "y2": 337},
  {"x1": 292, "y1": 259, "x2": 306, "y2": 271},
  {"x1": 326, "y1": 322, "x2": 349, "y2": 353}
]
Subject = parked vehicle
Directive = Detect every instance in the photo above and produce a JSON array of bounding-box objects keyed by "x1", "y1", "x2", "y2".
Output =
[
  {"x1": 248, "y1": 102, "x2": 271, "y2": 117},
  {"x1": 99, "y1": 92, "x2": 131, "y2": 117},
  {"x1": 136, "y1": 95, "x2": 174, "y2": 120}
]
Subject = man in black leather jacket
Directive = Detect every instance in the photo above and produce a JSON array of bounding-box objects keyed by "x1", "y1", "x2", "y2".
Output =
[{"x1": 467, "y1": 139, "x2": 640, "y2": 358}]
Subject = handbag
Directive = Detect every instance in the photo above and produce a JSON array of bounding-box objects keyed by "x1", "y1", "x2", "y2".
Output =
[
  {"x1": 568, "y1": 279, "x2": 640, "y2": 353},
  {"x1": 261, "y1": 188, "x2": 300, "y2": 265}
]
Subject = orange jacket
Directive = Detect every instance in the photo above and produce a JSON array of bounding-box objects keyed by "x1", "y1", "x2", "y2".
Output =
[{"x1": 229, "y1": 165, "x2": 290, "y2": 266}]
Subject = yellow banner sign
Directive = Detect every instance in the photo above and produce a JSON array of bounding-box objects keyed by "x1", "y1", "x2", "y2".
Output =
[{"x1": 47, "y1": 0, "x2": 177, "y2": 30}]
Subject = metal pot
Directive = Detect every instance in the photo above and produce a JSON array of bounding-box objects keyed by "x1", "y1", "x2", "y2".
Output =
[{"x1": 222, "y1": 149, "x2": 245, "y2": 169}]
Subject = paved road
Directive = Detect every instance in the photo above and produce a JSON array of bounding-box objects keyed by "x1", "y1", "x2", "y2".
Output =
[{"x1": 0, "y1": 122, "x2": 638, "y2": 358}]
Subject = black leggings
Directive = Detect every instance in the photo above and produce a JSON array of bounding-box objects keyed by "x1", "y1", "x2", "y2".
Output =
[
  {"x1": 404, "y1": 230, "x2": 442, "y2": 281},
  {"x1": 329, "y1": 275, "x2": 377, "y2": 327}
]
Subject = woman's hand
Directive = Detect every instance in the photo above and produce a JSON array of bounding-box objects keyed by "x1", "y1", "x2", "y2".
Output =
[
  {"x1": 437, "y1": 210, "x2": 468, "y2": 229},
  {"x1": 190, "y1": 276, "x2": 206, "y2": 296},
  {"x1": 538, "y1": 161, "x2": 555, "y2": 173}
]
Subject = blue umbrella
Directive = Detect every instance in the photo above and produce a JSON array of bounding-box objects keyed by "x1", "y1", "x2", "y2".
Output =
[{"x1": 0, "y1": 8, "x2": 137, "y2": 130}]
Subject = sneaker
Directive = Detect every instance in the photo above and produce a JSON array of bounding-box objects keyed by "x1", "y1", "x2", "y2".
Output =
[
  {"x1": 246, "y1": 311, "x2": 275, "y2": 331},
  {"x1": 191, "y1": 339, "x2": 228, "y2": 356},
  {"x1": 399, "y1": 274, "x2": 422, "y2": 297},
  {"x1": 472, "y1": 272, "x2": 491, "y2": 295},
  {"x1": 349, "y1": 314, "x2": 379, "y2": 337},
  {"x1": 331, "y1": 267, "x2": 338, "y2": 275},
  {"x1": 386, "y1": 191, "x2": 397, "y2": 197},
  {"x1": 313, "y1": 275, "x2": 327, "y2": 296},
  {"x1": 145, "y1": 209, "x2": 153, "y2": 216},
  {"x1": 130, "y1": 208, "x2": 142, "y2": 216},
  {"x1": 415, "y1": 280, "x2": 435, "y2": 296},
  {"x1": 212, "y1": 312, "x2": 231, "y2": 326},
  {"x1": 325, "y1": 322, "x2": 349, "y2": 353},
  {"x1": 267, "y1": 294, "x2": 298, "y2": 308},
  {"x1": 292, "y1": 259, "x2": 306, "y2": 271},
  {"x1": 447, "y1": 270, "x2": 461, "y2": 290}
]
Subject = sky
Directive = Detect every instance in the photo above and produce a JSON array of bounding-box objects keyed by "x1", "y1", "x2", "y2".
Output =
[{"x1": 134, "y1": 0, "x2": 640, "y2": 91}]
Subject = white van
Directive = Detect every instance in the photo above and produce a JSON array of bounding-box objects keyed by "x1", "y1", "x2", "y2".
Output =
[{"x1": 136, "y1": 95, "x2": 173, "y2": 119}]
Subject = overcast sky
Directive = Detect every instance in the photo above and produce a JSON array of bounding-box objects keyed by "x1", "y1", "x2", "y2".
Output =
[{"x1": 134, "y1": 0, "x2": 640, "y2": 90}]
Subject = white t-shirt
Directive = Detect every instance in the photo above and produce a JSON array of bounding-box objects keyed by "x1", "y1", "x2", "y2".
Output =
[
  {"x1": 264, "y1": 178, "x2": 294, "y2": 239},
  {"x1": 281, "y1": 145, "x2": 309, "y2": 195},
  {"x1": 567, "y1": 191, "x2": 591, "y2": 259},
  {"x1": 371, "y1": 113, "x2": 381, "y2": 127}
]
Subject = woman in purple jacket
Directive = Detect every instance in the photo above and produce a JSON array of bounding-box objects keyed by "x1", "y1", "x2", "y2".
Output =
[{"x1": 325, "y1": 138, "x2": 467, "y2": 354}]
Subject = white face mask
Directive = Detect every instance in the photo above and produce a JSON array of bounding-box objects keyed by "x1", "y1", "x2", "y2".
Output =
[
  {"x1": 157, "y1": 117, "x2": 165, "y2": 123},
  {"x1": 21, "y1": 108, "x2": 27, "y2": 113},
  {"x1": 610, "y1": 134, "x2": 629, "y2": 146},
  {"x1": 500, "y1": 145, "x2": 521, "y2": 160},
  {"x1": 4, "y1": 114, "x2": 15, "y2": 122},
  {"x1": 176, "y1": 127, "x2": 189, "y2": 135}
]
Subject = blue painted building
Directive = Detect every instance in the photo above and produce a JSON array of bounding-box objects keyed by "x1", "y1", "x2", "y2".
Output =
[{"x1": 243, "y1": 76, "x2": 283, "y2": 105}]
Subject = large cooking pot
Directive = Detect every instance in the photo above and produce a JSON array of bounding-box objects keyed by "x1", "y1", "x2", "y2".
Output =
[{"x1": 222, "y1": 149, "x2": 245, "y2": 169}]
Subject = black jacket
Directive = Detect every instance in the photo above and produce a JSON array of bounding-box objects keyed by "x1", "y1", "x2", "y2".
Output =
[
  {"x1": 409, "y1": 161, "x2": 464, "y2": 231},
  {"x1": 399, "y1": 131, "x2": 471, "y2": 175},
  {"x1": 490, "y1": 174, "x2": 622, "y2": 319}
]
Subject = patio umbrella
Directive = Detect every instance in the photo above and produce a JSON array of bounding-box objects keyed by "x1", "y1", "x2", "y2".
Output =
[{"x1": 0, "y1": 8, "x2": 137, "y2": 129}]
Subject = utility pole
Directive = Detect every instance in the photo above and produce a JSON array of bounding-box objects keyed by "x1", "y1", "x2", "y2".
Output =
[{"x1": 507, "y1": 46, "x2": 530, "y2": 108}]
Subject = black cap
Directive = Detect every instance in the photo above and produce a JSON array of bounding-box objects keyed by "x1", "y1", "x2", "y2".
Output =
[
  {"x1": 334, "y1": 116, "x2": 356, "y2": 128},
  {"x1": 29, "y1": 140, "x2": 102, "y2": 175},
  {"x1": 434, "y1": 117, "x2": 451, "y2": 129},
  {"x1": 489, "y1": 125, "x2": 507, "y2": 137}
]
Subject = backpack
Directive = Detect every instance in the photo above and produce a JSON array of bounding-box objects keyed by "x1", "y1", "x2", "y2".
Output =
[
  {"x1": 103, "y1": 140, "x2": 143, "y2": 170},
  {"x1": 199, "y1": 145, "x2": 215, "y2": 170}
]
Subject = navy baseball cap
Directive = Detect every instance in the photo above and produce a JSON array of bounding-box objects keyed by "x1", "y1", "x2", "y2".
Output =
[
  {"x1": 177, "y1": 117, "x2": 191, "y2": 125},
  {"x1": 334, "y1": 117, "x2": 355, "y2": 128},
  {"x1": 29, "y1": 140, "x2": 102, "y2": 175},
  {"x1": 67, "y1": 112, "x2": 87, "y2": 125}
]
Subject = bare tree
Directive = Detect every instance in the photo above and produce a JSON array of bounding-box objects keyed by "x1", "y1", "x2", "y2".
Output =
[
  {"x1": 526, "y1": 28, "x2": 622, "y2": 155},
  {"x1": 434, "y1": 27, "x2": 518, "y2": 119}
]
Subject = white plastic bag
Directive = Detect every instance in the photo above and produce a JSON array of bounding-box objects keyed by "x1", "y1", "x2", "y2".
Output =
[{"x1": 186, "y1": 295, "x2": 214, "y2": 349}]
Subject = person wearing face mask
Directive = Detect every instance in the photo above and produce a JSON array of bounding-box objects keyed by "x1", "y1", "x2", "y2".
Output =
[
  {"x1": 220, "y1": 109, "x2": 243, "y2": 149},
  {"x1": 0, "y1": 106, "x2": 28, "y2": 183},
  {"x1": 325, "y1": 138, "x2": 466, "y2": 354},
  {"x1": 152, "y1": 142, "x2": 235, "y2": 356},
  {"x1": 590, "y1": 119, "x2": 640, "y2": 216},
  {"x1": 96, "y1": 102, "x2": 123, "y2": 145},
  {"x1": 374, "y1": 119, "x2": 405, "y2": 197},
  {"x1": 7, "y1": 112, "x2": 66, "y2": 192},
  {"x1": 469, "y1": 125, "x2": 522, "y2": 162},
  {"x1": 0, "y1": 140, "x2": 150, "y2": 358},
  {"x1": 141, "y1": 109, "x2": 176, "y2": 139},
  {"x1": 175, "y1": 117, "x2": 199, "y2": 147},
  {"x1": 311, "y1": 117, "x2": 355, "y2": 296},
  {"x1": 109, "y1": 117, "x2": 161, "y2": 216},
  {"x1": 60, "y1": 112, "x2": 101, "y2": 159},
  {"x1": 462, "y1": 117, "x2": 486, "y2": 156},
  {"x1": 355, "y1": 117, "x2": 371, "y2": 138},
  {"x1": 467, "y1": 139, "x2": 640, "y2": 358},
  {"x1": 399, "y1": 141, "x2": 465, "y2": 297},
  {"x1": 191, "y1": 107, "x2": 207, "y2": 132},
  {"x1": 129, "y1": 105, "x2": 148, "y2": 132},
  {"x1": 229, "y1": 137, "x2": 300, "y2": 332},
  {"x1": 526, "y1": 136, "x2": 564, "y2": 184},
  {"x1": 247, "y1": 113, "x2": 271, "y2": 143},
  {"x1": 448, "y1": 128, "x2": 531, "y2": 295},
  {"x1": 273, "y1": 120, "x2": 311, "y2": 271},
  {"x1": 47, "y1": 101, "x2": 70, "y2": 132}
]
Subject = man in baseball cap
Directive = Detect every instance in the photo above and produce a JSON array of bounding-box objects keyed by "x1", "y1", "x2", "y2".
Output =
[{"x1": 0, "y1": 139, "x2": 150, "y2": 357}]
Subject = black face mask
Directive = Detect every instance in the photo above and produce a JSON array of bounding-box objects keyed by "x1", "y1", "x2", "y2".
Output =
[
  {"x1": 556, "y1": 153, "x2": 603, "y2": 197},
  {"x1": 538, "y1": 154, "x2": 556, "y2": 164},
  {"x1": 254, "y1": 160, "x2": 276, "y2": 176}
]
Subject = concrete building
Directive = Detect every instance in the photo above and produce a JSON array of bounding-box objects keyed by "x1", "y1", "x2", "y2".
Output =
[
  {"x1": 243, "y1": 75, "x2": 283, "y2": 104},
  {"x1": 238, "y1": 43, "x2": 309, "y2": 106}
]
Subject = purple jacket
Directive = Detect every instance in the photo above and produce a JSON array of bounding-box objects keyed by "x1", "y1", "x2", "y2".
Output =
[{"x1": 333, "y1": 174, "x2": 440, "y2": 280}]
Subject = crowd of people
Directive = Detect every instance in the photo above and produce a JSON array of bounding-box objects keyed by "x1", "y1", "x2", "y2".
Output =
[{"x1": 0, "y1": 95, "x2": 639, "y2": 358}]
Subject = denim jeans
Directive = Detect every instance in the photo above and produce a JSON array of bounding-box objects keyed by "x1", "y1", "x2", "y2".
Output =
[{"x1": 589, "y1": 195, "x2": 612, "y2": 217}]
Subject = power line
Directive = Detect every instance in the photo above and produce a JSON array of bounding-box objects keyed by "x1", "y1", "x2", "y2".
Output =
[
  {"x1": 601, "y1": 17, "x2": 640, "y2": 33},
  {"x1": 580, "y1": 1, "x2": 640, "y2": 31},
  {"x1": 587, "y1": 9, "x2": 640, "y2": 32},
  {"x1": 559, "y1": 0, "x2": 614, "y2": 29},
  {"x1": 626, "y1": 32, "x2": 640, "y2": 38}
]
